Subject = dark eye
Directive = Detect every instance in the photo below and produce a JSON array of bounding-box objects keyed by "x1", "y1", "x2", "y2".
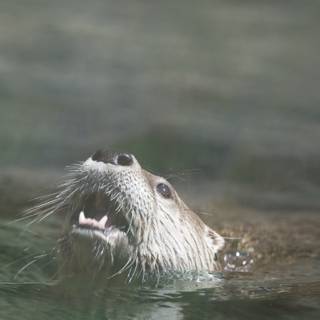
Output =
[{"x1": 156, "y1": 183, "x2": 172, "y2": 199}]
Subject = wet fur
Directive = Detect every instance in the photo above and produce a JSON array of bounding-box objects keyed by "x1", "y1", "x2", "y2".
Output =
[{"x1": 26, "y1": 155, "x2": 225, "y2": 281}]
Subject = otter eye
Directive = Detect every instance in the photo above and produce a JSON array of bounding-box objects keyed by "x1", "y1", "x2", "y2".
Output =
[{"x1": 156, "y1": 183, "x2": 172, "y2": 199}]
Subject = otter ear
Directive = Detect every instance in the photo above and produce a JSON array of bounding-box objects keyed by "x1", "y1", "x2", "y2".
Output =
[{"x1": 206, "y1": 227, "x2": 225, "y2": 252}]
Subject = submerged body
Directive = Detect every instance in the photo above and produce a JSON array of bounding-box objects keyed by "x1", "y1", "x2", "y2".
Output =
[{"x1": 33, "y1": 151, "x2": 225, "y2": 281}]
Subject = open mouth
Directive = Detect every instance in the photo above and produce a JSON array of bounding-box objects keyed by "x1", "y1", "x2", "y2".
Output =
[{"x1": 71, "y1": 192, "x2": 129, "y2": 238}]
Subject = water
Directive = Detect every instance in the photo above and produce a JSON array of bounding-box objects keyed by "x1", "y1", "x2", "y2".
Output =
[
  {"x1": 1, "y1": 0, "x2": 320, "y2": 211},
  {"x1": 1, "y1": 209, "x2": 319, "y2": 320},
  {"x1": 2, "y1": 278, "x2": 320, "y2": 320},
  {"x1": 1, "y1": 0, "x2": 320, "y2": 318}
]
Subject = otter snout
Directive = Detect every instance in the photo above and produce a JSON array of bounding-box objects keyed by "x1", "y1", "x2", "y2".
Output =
[{"x1": 91, "y1": 150, "x2": 134, "y2": 167}]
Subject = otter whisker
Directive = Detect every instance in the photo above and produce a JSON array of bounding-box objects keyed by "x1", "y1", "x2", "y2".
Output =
[
  {"x1": 107, "y1": 256, "x2": 136, "y2": 280},
  {"x1": 13, "y1": 253, "x2": 51, "y2": 280},
  {"x1": 2, "y1": 252, "x2": 48, "y2": 272},
  {"x1": 127, "y1": 258, "x2": 139, "y2": 283},
  {"x1": 9, "y1": 213, "x2": 44, "y2": 225}
]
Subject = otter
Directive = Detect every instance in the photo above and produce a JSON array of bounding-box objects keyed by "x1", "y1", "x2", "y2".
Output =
[{"x1": 31, "y1": 151, "x2": 225, "y2": 281}]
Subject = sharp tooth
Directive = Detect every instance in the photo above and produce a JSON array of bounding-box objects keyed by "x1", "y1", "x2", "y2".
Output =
[
  {"x1": 99, "y1": 215, "x2": 108, "y2": 228},
  {"x1": 79, "y1": 211, "x2": 86, "y2": 224}
]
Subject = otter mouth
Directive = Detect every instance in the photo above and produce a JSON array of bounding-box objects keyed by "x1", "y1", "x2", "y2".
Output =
[{"x1": 71, "y1": 192, "x2": 129, "y2": 240}]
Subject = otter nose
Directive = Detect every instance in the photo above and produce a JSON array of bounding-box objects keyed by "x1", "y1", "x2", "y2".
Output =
[
  {"x1": 91, "y1": 150, "x2": 133, "y2": 166},
  {"x1": 116, "y1": 153, "x2": 133, "y2": 166}
]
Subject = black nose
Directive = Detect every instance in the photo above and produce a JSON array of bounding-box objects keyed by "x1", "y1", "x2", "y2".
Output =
[
  {"x1": 91, "y1": 150, "x2": 133, "y2": 166},
  {"x1": 116, "y1": 153, "x2": 133, "y2": 166}
]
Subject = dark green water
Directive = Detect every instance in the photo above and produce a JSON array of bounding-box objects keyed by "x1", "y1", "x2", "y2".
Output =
[{"x1": 1, "y1": 0, "x2": 320, "y2": 318}]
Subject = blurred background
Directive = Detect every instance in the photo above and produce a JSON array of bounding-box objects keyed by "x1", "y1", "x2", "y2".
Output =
[{"x1": 1, "y1": 0, "x2": 320, "y2": 217}]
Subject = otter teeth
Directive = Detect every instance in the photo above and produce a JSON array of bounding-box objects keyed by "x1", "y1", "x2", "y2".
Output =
[
  {"x1": 99, "y1": 215, "x2": 108, "y2": 227},
  {"x1": 78, "y1": 210, "x2": 108, "y2": 230},
  {"x1": 79, "y1": 211, "x2": 86, "y2": 224}
]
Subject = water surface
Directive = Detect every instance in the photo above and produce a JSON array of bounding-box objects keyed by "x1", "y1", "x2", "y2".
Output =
[{"x1": 1, "y1": 208, "x2": 319, "y2": 320}]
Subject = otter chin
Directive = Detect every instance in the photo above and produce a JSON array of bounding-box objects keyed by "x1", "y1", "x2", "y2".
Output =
[{"x1": 34, "y1": 151, "x2": 225, "y2": 281}]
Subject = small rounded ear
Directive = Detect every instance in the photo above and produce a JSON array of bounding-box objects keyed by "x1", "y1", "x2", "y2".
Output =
[{"x1": 206, "y1": 227, "x2": 225, "y2": 252}]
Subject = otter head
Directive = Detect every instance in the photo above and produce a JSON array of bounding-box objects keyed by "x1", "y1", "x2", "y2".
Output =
[{"x1": 37, "y1": 151, "x2": 224, "y2": 280}]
